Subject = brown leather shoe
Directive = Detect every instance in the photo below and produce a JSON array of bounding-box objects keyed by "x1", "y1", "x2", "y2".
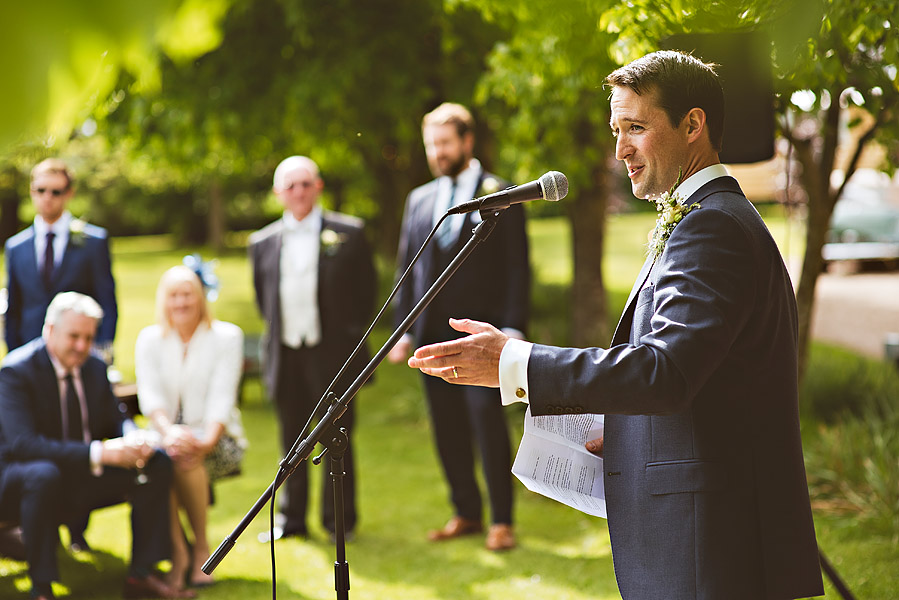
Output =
[
  {"x1": 123, "y1": 574, "x2": 198, "y2": 599},
  {"x1": 427, "y1": 516, "x2": 483, "y2": 541},
  {"x1": 485, "y1": 524, "x2": 516, "y2": 551}
]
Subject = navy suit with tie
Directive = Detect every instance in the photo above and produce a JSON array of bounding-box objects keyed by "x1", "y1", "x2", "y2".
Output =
[
  {"x1": 4, "y1": 220, "x2": 117, "y2": 351},
  {"x1": 526, "y1": 176, "x2": 823, "y2": 599},
  {"x1": 394, "y1": 168, "x2": 530, "y2": 526},
  {"x1": 0, "y1": 339, "x2": 172, "y2": 592}
]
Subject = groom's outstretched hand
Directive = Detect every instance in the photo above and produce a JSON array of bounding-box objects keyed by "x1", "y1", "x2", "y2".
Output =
[{"x1": 407, "y1": 318, "x2": 508, "y2": 388}]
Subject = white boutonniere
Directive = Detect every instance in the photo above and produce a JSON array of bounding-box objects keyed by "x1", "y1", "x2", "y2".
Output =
[
  {"x1": 320, "y1": 228, "x2": 347, "y2": 256},
  {"x1": 647, "y1": 174, "x2": 700, "y2": 258},
  {"x1": 478, "y1": 176, "x2": 501, "y2": 196},
  {"x1": 69, "y1": 218, "x2": 87, "y2": 247}
]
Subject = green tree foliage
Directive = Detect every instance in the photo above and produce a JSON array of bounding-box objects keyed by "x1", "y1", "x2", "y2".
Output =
[
  {"x1": 94, "y1": 0, "x2": 506, "y2": 250},
  {"x1": 0, "y1": 0, "x2": 230, "y2": 151}
]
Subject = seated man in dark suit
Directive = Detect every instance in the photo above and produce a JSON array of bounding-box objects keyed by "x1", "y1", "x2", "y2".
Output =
[{"x1": 0, "y1": 292, "x2": 194, "y2": 600}]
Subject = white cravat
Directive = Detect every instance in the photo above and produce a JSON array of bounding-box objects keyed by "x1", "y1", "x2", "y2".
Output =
[{"x1": 279, "y1": 207, "x2": 322, "y2": 348}]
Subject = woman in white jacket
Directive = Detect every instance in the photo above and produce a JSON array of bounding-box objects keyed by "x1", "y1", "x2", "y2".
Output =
[{"x1": 136, "y1": 265, "x2": 246, "y2": 590}]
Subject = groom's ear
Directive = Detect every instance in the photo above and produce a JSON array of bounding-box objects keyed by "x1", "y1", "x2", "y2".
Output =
[{"x1": 684, "y1": 107, "x2": 707, "y2": 143}]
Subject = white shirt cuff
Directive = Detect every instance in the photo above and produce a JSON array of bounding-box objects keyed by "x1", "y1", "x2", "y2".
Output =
[
  {"x1": 499, "y1": 338, "x2": 533, "y2": 405},
  {"x1": 90, "y1": 441, "x2": 104, "y2": 477}
]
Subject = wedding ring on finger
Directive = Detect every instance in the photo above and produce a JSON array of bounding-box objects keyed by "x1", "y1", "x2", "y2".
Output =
[{"x1": 452, "y1": 366, "x2": 459, "y2": 379}]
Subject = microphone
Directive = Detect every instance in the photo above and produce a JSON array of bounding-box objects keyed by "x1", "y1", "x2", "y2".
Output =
[{"x1": 447, "y1": 171, "x2": 569, "y2": 215}]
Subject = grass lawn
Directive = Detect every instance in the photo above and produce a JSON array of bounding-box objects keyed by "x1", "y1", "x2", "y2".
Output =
[{"x1": 1, "y1": 211, "x2": 896, "y2": 599}]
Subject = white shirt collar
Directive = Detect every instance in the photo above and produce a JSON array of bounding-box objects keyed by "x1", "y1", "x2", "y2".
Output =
[
  {"x1": 34, "y1": 211, "x2": 72, "y2": 237},
  {"x1": 675, "y1": 163, "x2": 729, "y2": 201},
  {"x1": 282, "y1": 205, "x2": 322, "y2": 232}
]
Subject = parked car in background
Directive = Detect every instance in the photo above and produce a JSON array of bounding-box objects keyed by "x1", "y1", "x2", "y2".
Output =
[{"x1": 823, "y1": 168, "x2": 899, "y2": 269}]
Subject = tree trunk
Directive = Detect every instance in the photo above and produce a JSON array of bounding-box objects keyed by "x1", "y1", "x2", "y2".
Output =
[
  {"x1": 207, "y1": 180, "x2": 225, "y2": 252},
  {"x1": 568, "y1": 163, "x2": 610, "y2": 347},
  {"x1": 0, "y1": 165, "x2": 23, "y2": 245},
  {"x1": 794, "y1": 188, "x2": 832, "y2": 381}
]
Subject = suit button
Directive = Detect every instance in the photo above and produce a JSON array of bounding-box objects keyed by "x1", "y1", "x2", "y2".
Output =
[{"x1": 515, "y1": 387, "x2": 526, "y2": 399}]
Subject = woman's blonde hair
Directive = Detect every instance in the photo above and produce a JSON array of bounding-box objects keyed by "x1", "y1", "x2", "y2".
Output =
[{"x1": 155, "y1": 265, "x2": 212, "y2": 332}]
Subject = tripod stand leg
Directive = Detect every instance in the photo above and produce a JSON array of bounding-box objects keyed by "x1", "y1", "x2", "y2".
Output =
[
  {"x1": 819, "y1": 549, "x2": 855, "y2": 600},
  {"x1": 326, "y1": 430, "x2": 350, "y2": 599}
]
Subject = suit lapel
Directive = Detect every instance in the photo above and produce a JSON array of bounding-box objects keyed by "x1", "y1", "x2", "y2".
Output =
[
  {"x1": 52, "y1": 238, "x2": 81, "y2": 288},
  {"x1": 611, "y1": 255, "x2": 656, "y2": 345},
  {"x1": 35, "y1": 344, "x2": 66, "y2": 439}
]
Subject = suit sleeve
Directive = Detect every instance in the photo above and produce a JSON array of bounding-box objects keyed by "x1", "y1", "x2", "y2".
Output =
[
  {"x1": 249, "y1": 239, "x2": 268, "y2": 319},
  {"x1": 202, "y1": 324, "x2": 244, "y2": 426},
  {"x1": 134, "y1": 327, "x2": 169, "y2": 418},
  {"x1": 91, "y1": 234, "x2": 118, "y2": 345},
  {"x1": 528, "y1": 204, "x2": 755, "y2": 416}
]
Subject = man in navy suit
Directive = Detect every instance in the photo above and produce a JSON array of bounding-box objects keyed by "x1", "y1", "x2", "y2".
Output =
[
  {"x1": 4, "y1": 158, "x2": 117, "y2": 356},
  {"x1": 408, "y1": 52, "x2": 824, "y2": 598},
  {"x1": 389, "y1": 103, "x2": 530, "y2": 551},
  {"x1": 250, "y1": 156, "x2": 375, "y2": 541},
  {"x1": 0, "y1": 292, "x2": 191, "y2": 600}
]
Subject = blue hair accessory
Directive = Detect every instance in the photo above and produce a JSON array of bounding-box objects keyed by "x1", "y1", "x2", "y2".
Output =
[{"x1": 182, "y1": 254, "x2": 220, "y2": 302}]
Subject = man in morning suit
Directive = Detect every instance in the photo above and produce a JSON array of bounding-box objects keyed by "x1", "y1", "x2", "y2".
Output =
[
  {"x1": 4, "y1": 158, "x2": 118, "y2": 357},
  {"x1": 408, "y1": 52, "x2": 824, "y2": 599},
  {"x1": 388, "y1": 103, "x2": 530, "y2": 551},
  {"x1": 0, "y1": 292, "x2": 191, "y2": 600},
  {"x1": 250, "y1": 155, "x2": 375, "y2": 541}
]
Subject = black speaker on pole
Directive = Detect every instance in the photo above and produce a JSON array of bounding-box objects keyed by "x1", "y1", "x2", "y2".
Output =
[{"x1": 663, "y1": 31, "x2": 775, "y2": 164}]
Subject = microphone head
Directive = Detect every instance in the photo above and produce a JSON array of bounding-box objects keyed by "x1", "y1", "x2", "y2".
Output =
[{"x1": 540, "y1": 171, "x2": 569, "y2": 202}]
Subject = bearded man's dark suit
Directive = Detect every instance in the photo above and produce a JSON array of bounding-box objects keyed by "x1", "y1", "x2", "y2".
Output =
[
  {"x1": 525, "y1": 176, "x2": 823, "y2": 599},
  {"x1": 395, "y1": 170, "x2": 530, "y2": 526},
  {"x1": 0, "y1": 339, "x2": 172, "y2": 591},
  {"x1": 250, "y1": 211, "x2": 375, "y2": 535},
  {"x1": 4, "y1": 222, "x2": 118, "y2": 351}
]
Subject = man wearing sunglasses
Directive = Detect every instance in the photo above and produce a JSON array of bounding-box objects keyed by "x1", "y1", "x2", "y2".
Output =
[{"x1": 4, "y1": 158, "x2": 118, "y2": 358}]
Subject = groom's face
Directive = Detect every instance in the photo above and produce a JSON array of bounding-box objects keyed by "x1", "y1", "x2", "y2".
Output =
[{"x1": 610, "y1": 85, "x2": 689, "y2": 199}]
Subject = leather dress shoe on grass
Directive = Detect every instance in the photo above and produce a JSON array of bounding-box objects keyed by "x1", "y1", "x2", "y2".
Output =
[
  {"x1": 122, "y1": 574, "x2": 197, "y2": 599},
  {"x1": 427, "y1": 516, "x2": 483, "y2": 541},
  {"x1": 485, "y1": 524, "x2": 516, "y2": 551}
]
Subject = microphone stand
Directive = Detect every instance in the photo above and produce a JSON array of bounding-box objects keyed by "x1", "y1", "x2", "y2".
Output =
[{"x1": 203, "y1": 209, "x2": 506, "y2": 599}]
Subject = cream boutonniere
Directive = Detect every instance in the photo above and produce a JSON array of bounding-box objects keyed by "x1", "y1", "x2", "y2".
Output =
[
  {"x1": 478, "y1": 176, "x2": 501, "y2": 196},
  {"x1": 647, "y1": 174, "x2": 699, "y2": 258},
  {"x1": 69, "y1": 218, "x2": 87, "y2": 247},
  {"x1": 320, "y1": 228, "x2": 347, "y2": 256}
]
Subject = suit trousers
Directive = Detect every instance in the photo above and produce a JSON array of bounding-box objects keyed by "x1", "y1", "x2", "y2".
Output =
[
  {"x1": 275, "y1": 344, "x2": 357, "y2": 535},
  {"x1": 0, "y1": 460, "x2": 62, "y2": 593},
  {"x1": 421, "y1": 374, "x2": 513, "y2": 525},
  {"x1": 62, "y1": 452, "x2": 173, "y2": 575}
]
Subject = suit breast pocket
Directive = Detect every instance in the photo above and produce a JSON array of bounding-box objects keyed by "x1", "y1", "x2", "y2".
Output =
[{"x1": 645, "y1": 459, "x2": 727, "y2": 495}]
